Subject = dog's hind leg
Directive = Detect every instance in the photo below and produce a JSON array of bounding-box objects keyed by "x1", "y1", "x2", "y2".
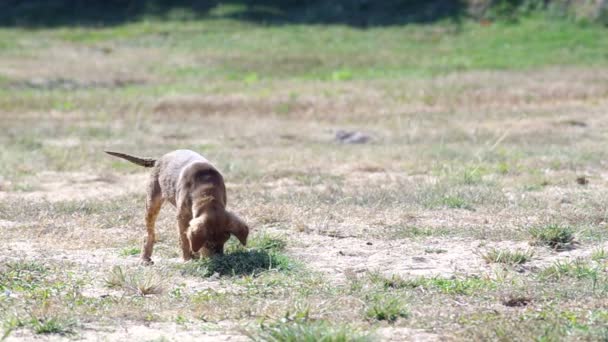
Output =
[{"x1": 141, "y1": 175, "x2": 163, "y2": 265}]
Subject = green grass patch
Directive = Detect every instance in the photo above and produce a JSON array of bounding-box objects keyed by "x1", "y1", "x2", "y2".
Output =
[
  {"x1": 539, "y1": 259, "x2": 600, "y2": 281},
  {"x1": 365, "y1": 294, "x2": 409, "y2": 323},
  {"x1": 529, "y1": 224, "x2": 575, "y2": 250},
  {"x1": 0, "y1": 196, "x2": 139, "y2": 229},
  {"x1": 369, "y1": 273, "x2": 412, "y2": 290},
  {"x1": 2, "y1": 16, "x2": 607, "y2": 83},
  {"x1": 254, "y1": 319, "x2": 370, "y2": 342},
  {"x1": 2, "y1": 316, "x2": 75, "y2": 337},
  {"x1": 591, "y1": 248, "x2": 608, "y2": 262},
  {"x1": 245, "y1": 233, "x2": 287, "y2": 252},
  {"x1": 462, "y1": 167, "x2": 485, "y2": 185},
  {"x1": 481, "y1": 248, "x2": 534, "y2": 265},
  {"x1": 425, "y1": 247, "x2": 448, "y2": 254},
  {"x1": 441, "y1": 196, "x2": 474, "y2": 210},
  {"x1": 181, "y1": 234, "x2": 293, "y2": 277},
  {"x1": 119, "y1": 247, "x2": 141, "y2": 257},
  {"x1": 371, "y1": 273, "x2": 495, "y2": 295},
  {"x1": 105, "y1": 266, "x2": 164, "y2": 296},
  {"x1": 181, "y1": 250, "x2": 292, "y2": 277},
  {"x1": 0, "y1": 260, "x2": 48, "y2": 291},
  {"x1": 388, "y1": 225, "x2": 451, "y2": 239},
  {"x1": 30, "y1": 316, "x2": 75, "y2": 335}
]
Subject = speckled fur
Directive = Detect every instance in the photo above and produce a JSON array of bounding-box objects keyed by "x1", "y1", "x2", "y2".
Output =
[{"x1": 105, "y1": 149, "x2": 249, "y2": 265}]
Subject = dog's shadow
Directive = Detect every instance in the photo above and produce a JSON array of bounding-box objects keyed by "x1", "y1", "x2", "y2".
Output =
[{"x1": 183, "y1": 249, "x2": 290, "y2": 277}]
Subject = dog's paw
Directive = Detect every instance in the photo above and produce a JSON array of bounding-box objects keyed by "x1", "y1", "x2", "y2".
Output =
[{"x1": 139, "y1": 258, "x2": 154, "y2": 266}]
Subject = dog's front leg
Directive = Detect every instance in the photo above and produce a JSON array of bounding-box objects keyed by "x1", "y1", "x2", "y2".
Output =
[{"x1": 177, "y1": 213, "x2": 194, "y2": 261}]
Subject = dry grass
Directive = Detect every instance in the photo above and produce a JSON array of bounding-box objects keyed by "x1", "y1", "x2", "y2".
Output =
[
  {"x1": 105, "y1": 266, "x2": 164, "y2": 296},
  {"x1": 481, "y1": 248, "x2": 534, "y2": 265},
  {"x1": 2, "y1": 16, "x2": 608, "y2": 342}
]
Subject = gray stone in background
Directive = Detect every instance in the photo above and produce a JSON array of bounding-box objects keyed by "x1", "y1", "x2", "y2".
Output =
[{"x1": 335, "y1": 130, "x2": 372, "y2": 144}]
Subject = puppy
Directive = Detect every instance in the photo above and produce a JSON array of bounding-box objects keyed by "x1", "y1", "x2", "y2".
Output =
[{"x1": 105, "y1": 149, "x2": 249, "y2": 264}]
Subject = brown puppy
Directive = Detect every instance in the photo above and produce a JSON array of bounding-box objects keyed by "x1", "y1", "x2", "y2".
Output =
[{"x1": 105, "y1": 149, "x2": 249, "y2": 264}]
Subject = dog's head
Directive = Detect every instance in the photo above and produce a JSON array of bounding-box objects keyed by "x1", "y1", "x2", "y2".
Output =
[{"x1": 187, "y1": 212, "x2": 249, "y2": 256}]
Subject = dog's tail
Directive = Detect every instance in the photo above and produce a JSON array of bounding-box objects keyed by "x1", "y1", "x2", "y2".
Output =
[{"x1": 105, "y1": 151, "x2": 156, "y2": 168}]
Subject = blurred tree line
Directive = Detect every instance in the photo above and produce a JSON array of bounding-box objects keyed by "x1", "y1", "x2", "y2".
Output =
[{"x1": 0, "y1": 0, "x2": 606, "y2": 27}]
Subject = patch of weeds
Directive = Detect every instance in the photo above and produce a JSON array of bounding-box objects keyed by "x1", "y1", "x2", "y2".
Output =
[
  {"x1": 2, "y1": 316, "x2": 75, "y2": 337},
  {"x1": 105, "y1": 266, "x2": 164, "y2": 296},
  {"x1": 243, "y1": 72, "x2": 259, "y2": 85},
  {"x1": 4, "y1": 196, "x2": 140, "y2": 229},
  {"x1": 275, "y1": 92, "x2": 300, "y2": 115},
  {"x1": 183, "y1": 234, "x2": 292, "y2": 277},
  {"x1": 254, "y1": 318, "x2": 369, "y2": 342},
  {"x1": 481, "y1": 248, "x2": 534, "y2": 265},
  {"x1": 53, "y1": 201, "x2": 98, "y2": 215},
  {"x1": 276, "y1": 102, "x2": 293, "y2": 115},
  {"x1": 496, "y1": 161, "x2": 511, "y2": 175},
  {"x1": 374, "y1": 274, "x2": 495, "y2": 295},
  {"x1": 365, "y1": 294, "x2": 409, "y2": 323},
  {"x1": 191, "y1": 288, "x2": 226, "y2": 304},
  {"x1": 501, "y1": 295, "x2": 532, "y2": 307},
  {"x1": 169, "y1": 284, "x2": 185, "y2": 299},
  {"x1": 344, "y1": 270, "x2": 365, "y2": 293},
  {"x1": 244, "y1": 233, "x2": 287, "y2": 252},
  {"x1": 592, "y1": 248, "x2": 608, "y2": 262},
  {"x1": 463, "y1": 167, "x2": 484, "y2": 185},
  {"x1": 119, "y1": 247, "x2": 141, "y2": 257},
  {"x1": 181, "y1": 250, "x2": 293, "y2": 277},
  {"x1": 255, "y1": 210, "x2": 288, "y2": 225},
  {"x1": 47, "y1": 197, "x2": 130, "y2": 217},
  {"x1": 30, "y1": 316, "x2": 75, "y2": 335},
  {"x1": 1, "y1": 316, "x2": 25, "y2": 340},
  {"x1": 388, "y1": 225, "x2": 451, "y2": 239},
  {"x1": 144, "y1": 313, "x2": 161, "y2": 323},
  {"x1": 529, "y1": 224, "x2": 575, "y2": 250},
  {"x1": 236, "y1": 269, "x2": 326, "y2": 298},
  {"x1": 147, "y1": 337, "x2": 172, "y2": 342},
  {"x1": 524, "y1": 179, "x2": 550, "y2": 191},
  {"x1": 539, "y1": 259, "x2": 599, "y2": 281},
  {"x1": 330, "y1": 68, "x2": 354, "y2": 81},
  {"x1": 425, "y1": 247, "x2": 448, "y2": 254},
  {"x1": 51, "y1": 100, "x2": 76, "y2": 111},
  {"x1": 0, "y1": 260, "x2": 48, "y2": 291},
  {"x1": 441, "y1": 196, "x2": 474, "y2": 210},
  {"x1": 11, "y1": 182, "x2": 36, "y2": 192},
  {"x1": 13, "y1": 136, "x2": 43, "y2": 150},
  {"x1": 430, "y1": 276, "x2": 497, "y2": 295},
  {"x1": 369, "y1": 273, "x2": 411, "y2": 290},
  {"x1": 174, "y1": 315, "x2": 188, "y2": 325}
]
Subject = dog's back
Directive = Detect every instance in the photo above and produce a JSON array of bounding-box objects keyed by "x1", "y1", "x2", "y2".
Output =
[{"x1": 154, "y1": 150, "x2": 220, "y2": 204}]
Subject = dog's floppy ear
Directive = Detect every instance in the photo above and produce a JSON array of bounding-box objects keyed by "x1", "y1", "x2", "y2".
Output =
[
  {"x1": 188, "y1": 216, "x2": 208, "y2": 252},
  {"x1": 226, "y1": 211, "x2": 249, "y2": 246}
]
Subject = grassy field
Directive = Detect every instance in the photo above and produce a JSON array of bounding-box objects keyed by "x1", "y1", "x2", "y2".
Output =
[{"x1": 1, "y1": 13, "x2": 608, "y2": 341}]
